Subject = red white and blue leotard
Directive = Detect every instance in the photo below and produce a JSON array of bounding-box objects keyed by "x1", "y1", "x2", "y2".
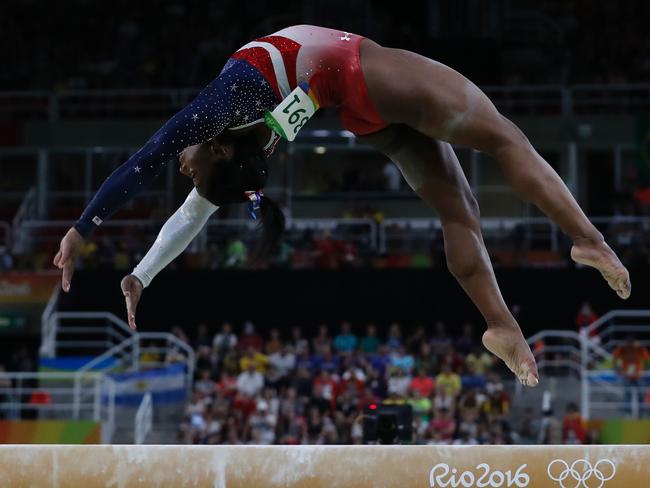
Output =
[
  {"x1": 231, "y1": 25, "x2": 388, "y2": 135},
  {"x1": 76, "y1": 25, "x2": 388, "y2": 236}
]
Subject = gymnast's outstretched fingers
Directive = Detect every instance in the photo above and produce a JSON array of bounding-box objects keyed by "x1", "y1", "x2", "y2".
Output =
[
  {"x1": 53, "y1": 227, "x2": 85, "y2": 293},
  {"x1": 121, "y1": 274, "x2": 144, "y2": 330}
]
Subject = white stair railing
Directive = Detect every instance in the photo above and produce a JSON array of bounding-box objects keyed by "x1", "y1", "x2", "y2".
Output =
[
  {"x1": 526, "y1": 309, "x2": 650, "y2": 420},
  {"x1": 134, "y1": 392, "x2": 153, "y2": 445},
  {"x1": 41, "y1": 310, "x2": 133, "y2": 359},
  {"x1": 0, "y1": 371, "x2": 116, "y2": 443}
]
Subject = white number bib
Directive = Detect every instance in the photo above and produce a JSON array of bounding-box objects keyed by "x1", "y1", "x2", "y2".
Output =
[{"x1": 264, "y1": 83, "x2": 319, "y2": 142}]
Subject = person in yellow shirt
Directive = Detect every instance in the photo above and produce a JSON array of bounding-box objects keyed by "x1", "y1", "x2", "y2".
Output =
[
  {"x1": 465, "y1": 346, "x2": 494, "y2": 375},
  {"x1": 239, "y1": 347, "x2": 269, "y2": 373},
  {"x1": 435, "y1": 363, "x2": 462, "y2": 398}
]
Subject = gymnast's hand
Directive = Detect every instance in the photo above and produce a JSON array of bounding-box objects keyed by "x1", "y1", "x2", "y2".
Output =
[
  {"x1": 53, "y1": 227, "x2": 85, "y2": 292},
  {"x1": 121, "y1": 274, "x2": 143, "y2": 330}
]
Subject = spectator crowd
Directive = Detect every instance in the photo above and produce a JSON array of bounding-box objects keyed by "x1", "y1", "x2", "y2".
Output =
[{"x1": 175, "y1": 320, "x2": 600, "y2": 445}]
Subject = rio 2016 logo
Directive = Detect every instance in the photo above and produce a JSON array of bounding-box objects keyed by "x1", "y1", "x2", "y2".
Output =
[
  {"x1": 429, "y1": 463, "x2": 530, "y2": 488},
  {"x1": 547, "y1": 459, "x2": 616, "y2": 488}
]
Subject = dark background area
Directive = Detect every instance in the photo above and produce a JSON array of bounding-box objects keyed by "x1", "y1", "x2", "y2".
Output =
[
  {"x1": 2, "y1": 0, "x2": 649, "y2": 91},
  {"x1": 54, "y1": 267, "x2": 647, "y2": 337}
]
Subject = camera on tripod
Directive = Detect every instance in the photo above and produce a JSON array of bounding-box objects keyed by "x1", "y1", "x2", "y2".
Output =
[{"x1": 362, "y1": 403, "x2": 413, "y2": 445}]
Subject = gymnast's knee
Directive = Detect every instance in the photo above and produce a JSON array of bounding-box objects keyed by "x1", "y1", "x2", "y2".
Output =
[
  {"x1": 445, "y1": 246, "x2": 483, "y2": 282},
  {"x1": 481, "y1": 115, "x2": 532, "y2": 160}
]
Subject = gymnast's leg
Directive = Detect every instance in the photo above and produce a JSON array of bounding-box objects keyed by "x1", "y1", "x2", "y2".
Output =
[
  {"x1": 360, "y1": 125, "x2": 538, "y2": 386},
  {"x1": 360, "y1": 41, "x2": 631, "y2": 299}
]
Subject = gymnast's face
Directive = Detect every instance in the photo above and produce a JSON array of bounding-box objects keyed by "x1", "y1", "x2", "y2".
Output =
[{"x1": 178, "y1": 141, "x2": 233, "y2": 192}]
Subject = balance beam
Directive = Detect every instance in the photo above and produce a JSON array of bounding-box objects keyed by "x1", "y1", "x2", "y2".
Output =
[{"x1": 0, "y1": 445, "x2": 647, "y2": 487}]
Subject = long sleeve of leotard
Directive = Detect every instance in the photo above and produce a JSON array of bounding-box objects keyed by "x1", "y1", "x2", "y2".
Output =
[
  {"x1": 131, "y1": 188, "x2": 218, "y2": 288},
  {"x1": 74, "y1": 59, "x2": 278, "y2": 237}
]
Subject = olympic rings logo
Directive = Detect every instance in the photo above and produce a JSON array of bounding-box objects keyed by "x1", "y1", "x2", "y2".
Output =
[{"x1": 547, "y1": 459, "x2": 616, "y2": 488}]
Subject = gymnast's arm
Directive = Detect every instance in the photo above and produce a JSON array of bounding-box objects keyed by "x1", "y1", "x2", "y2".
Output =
[
  {"x1": 121, "y1": 188, "x2": 218, "y2": 330},
  {"x1": 53, "y1": 75, "x2": 234, "y2": 292}
]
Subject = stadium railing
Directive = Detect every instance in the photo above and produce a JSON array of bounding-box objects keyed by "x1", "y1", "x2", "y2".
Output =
[
  {"x1": 13, "y1": 215, "x2": 645, "y2": 261},
  {"x1": 524, "y1": 310, "x2": 650, "y2": 420},
  {"x1": 3, "y1": 84, "x2": 650, "y2": 118},
  {"x1": 134, "y1": 392, "x2": 153, "y2": 445},
  {"x1": 0, "y1": 371, "x2": 117, "y2": 442}
]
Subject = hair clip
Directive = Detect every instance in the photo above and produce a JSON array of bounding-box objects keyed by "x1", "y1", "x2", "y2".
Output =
[{"x1": 245, "y1": 190, "x2": 263, "y2": 220}]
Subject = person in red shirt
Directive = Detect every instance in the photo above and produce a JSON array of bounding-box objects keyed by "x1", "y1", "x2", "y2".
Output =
[
  {"x1": 238, "y1": 321, "x2": 264, "y2": 352},
  {"x1": 430, "y1": 407, "x2": 456, "y2": 442},
  {"x1": 410, "y1": 367, "x2": 435, "y2": 398},
  {"x1": 576, "y1": 302, "x2": 599, "y2": 340},
  {"x1": 313, "y1": 369, "x2": 339, "y2": 404},
  {"x1": 613, "y1": 337, "x2": 650, "y2": 415},
  {"x1": 562, "y1": 402, "x2": 586, "y2": 444}
]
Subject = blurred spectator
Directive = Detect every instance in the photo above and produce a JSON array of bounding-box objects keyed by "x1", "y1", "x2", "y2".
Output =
[
  {"x1": 483, "y1": 376, "x2": 511, "y2": 422},
  {"x1": 193, "y1": 322, "x2": 212, "y2": 350},
  {"x1": 391, "y1": 345, "x2": 415, "y2": 373},
  {"x1": 170, "y1": 325, "x2": 190, "y2": 344},
  {"x1": 612, "y1": 337, "x2": 650, "y2": 414},
  {"x1": 360, "y1": 323, "x2": 381, "y2": 354},
  {"x1": 415, "y1": 342, "x2": 437, "y2": 375},
  {"x1": 236, "y1": 363, "x2": 264, "y2": 397},
  {"x1": 195, "y1": 346, "x2": 214, "y2": 375},
  {"x1": 466, "y1": 347, "x2": 494, "y2": 376},
  {"x1": 212, "y1": 322, "x2": 238, "y2": 360},
  {"x1": 313, "y1": 369, "x2": 338, "y2": 403},
  {"x1": 455, "y1": 323, "x2": 476, "y2": 355},
  {"x1": 265, "y1": 328, "x2": 283, "y2": 355},
  {"x1": 562, "y1": 402, "x2": 586, "y2": 444},
  {"x1": 368, "y1": 345, "x2": 391, "y2": 377},
  {"x1": 387, "y1": 367, "x2": 411, "y2": 397},
  {"x1": 440, "y1": 345, "x2": 465, "y2": 373},
  {"x1": 290, "y1": 326, "x2": 309, "y2": 355},
  {"x1": 333, "y1": 322, "x2": 358, "y2": 354},
  {"x1": 462, "y1": 362, "x2": 488, "y2": 390},
  {"x1": 405, "y1": 324, "x2": 427, "y2": 354},
  {"x1": 312, "y1": 324, "x2": 332, "y2": 356},
  {"x1": 518, "y1": 407, "x2": 540, "y2": 444},
  {"x1": 269, "y1": 345, "x2": 296, "y2": 379},
  {"x1": 386, "y1": 322, "x2": 402, "y2": 351},
  {"x1": 248, "y1": 399, "x2": 277, "y2": 444},
  {"x1": 436, "y1": 363, "x2": 462, "y2": 398},
  {"x1": 430, "y1": 407, "x2": 456, "y2": 442},
  {"x1": 239, "y1": 347, "x2": 269, "y2": 373},
  {"x1": 312, "y1": 350, "x2": 340, "y2": 373},
  {"x1": 453, "y1": 425, "x2": 479, "y2": 445},
  {"x1": 410, "y1": 367, "x2": 435, "y2": 398},
  {"x1": 576, "y1": 301, "x2": 599, "y2": 340},
  {"x1": 409, "y1": 388, "x2": 433, "y2": 421},
  {"x1": 224, "y1": 237, "x2": 247, "y2": 268},
  {"x1": 238, "y1": 321, "x2": 263, "y2": 352},
  {"x1": 195, "y1": 370, "x2": 216, "y2": 396},
  {"x1": 431, "y1": 321, "x2": 452, "y2": 355},
  {"x1": 538, "y1": 409, "x2": 562, "y2": 444},
  {"x1": 10, "y1": 346, "x2": 35, "y2": 372}
]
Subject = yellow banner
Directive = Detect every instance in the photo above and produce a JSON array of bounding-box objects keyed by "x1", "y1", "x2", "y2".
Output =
[{"x1": 0, "y1": 272, "x2": 58, "y2": 304}]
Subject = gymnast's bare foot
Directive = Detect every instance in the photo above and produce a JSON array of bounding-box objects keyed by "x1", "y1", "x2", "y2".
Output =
[
  {"x1": 571, "y1": 238, "x2": 631, "y2": 299},
  {"x1": 482, "y1": 322, "x2": 539, "y2": 387}
]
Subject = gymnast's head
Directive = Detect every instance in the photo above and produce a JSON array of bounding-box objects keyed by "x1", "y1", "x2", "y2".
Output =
[{"x1": 178, "y1": 131, "x2": 285, "y2": 256}]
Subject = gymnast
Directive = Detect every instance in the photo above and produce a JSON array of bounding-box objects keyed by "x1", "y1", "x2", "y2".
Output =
[{"x1": 54, "y1": 25, "x2": 631, "y2": 387}]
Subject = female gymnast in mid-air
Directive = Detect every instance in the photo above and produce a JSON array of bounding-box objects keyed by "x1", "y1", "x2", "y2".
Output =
[{"x1": 54, "y1": 25, "x2": 631, "y2": 387}]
